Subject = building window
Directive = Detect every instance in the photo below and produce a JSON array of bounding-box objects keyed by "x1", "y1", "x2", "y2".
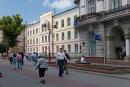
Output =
[
  {"x1": 33, "y1": 29, "x2": 35, "y2": 35},
  {"x1": 74, "y1": 30, "x2": 78, "y2": 39},
  {"x1": 36, "y1": 38, "x2": 38, "y2": 44},
  {"x1": 30, "y1": 48, "x2": 32, "y2": 53},
  {"x1": 67, "y1": 17, "x2": 71, "y2": 26},
  {"x1": 30, "y1": 39, "x2": 32, "y2": 45},
  {"x1": 36, "y1": 28, "x2": 38, "y2": 34},
  {"x1": 75, "y1": 44, "x2": 78, "y2": 53},
  {"x1": 56, "y1": 45, "x2": 59, "y2": 52},
  {"x1": 36, "y1": 47, "x2": 38, "y2": 53},
  {"x1": 42, "y1": 36, "x2": 44, "y2": 43},
  {"x1": 27, "y1": 31, "x2": 29, "y2": 36},
  {"x1": 128, "y1": 0, "x2": 130, "y2": 4},
  {"x1": 109, "y1": 0, "x2": 122, "y2": 10},
  {"x1": 88, "y1": 0, "x2": 96, "y2": 13},
  {"x1": 33, "y1": 39, "x2": 35, "y2": 44},
  {"x1": 61, "y1": 32, "x2": 64, "y2": 40},
  {"x1": 56, "y1": 34, "x2": 59, "y2": 41},
  {"x1": 27, "y1": 40, "x2": 29, "y2": 45},
  {"x1": 56, "y1": 21, "x2": 58, "y2": 29},
  {"x1": 42, "y1": 46, "x2": 44, "y2": 53},
  {"x1": 67, "y1": 31, "x2": 71, "y2": 40},
  {"x1": 62, "y1": 45, "x2": 64, "y2": 50},
  {"x1": 45, "y1": 35, "x2": 47, "y2": 42},
  {"x1": 61, "y1": 19, "x2": 64, "y2": 27},
  {"x1": 68, "y1": 44, "x2": 71, "y2": 53},
  {"x1": 80, "y1": 45, "x2": 82, "y2": 53},
  {"x1": 33, "y1": 48, "x2": 35, "y2": 52},
  {"x1": 48, "y1": 22, "x2": 50, "y2": 30},
  {"x1": 30, "y1": 30, "x2": 32, "y2": 36},
  {"x1": 42, "y1": 24, "x2": 44, "y2": 32},
  {"x1": 45, "y1": 46, "x2": 47, "y2": 52}
]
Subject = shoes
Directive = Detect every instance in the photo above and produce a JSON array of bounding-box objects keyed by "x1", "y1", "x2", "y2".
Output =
[
  {"x1": 40, "y1": 79, "x2": 45, "y2": 84},
  {"x1": 0, "y1": 73, "x2": 2, "y2": 78}
]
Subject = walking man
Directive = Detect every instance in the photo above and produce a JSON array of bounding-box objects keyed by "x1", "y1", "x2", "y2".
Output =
[
  {"x1": 64, "y1": 50, "x2": 70, "y2": 75},
  {"x1": 56, "y1": 48, "x2": 68, "y2": 77}
]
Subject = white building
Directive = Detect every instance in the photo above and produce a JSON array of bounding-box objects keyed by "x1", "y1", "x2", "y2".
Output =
[
  {"x1": 74, "y1": 0, "x2": 130, "y2": 63},
  {"x1": 25, "y1": 7, "x2": 81, "y2": 58}
]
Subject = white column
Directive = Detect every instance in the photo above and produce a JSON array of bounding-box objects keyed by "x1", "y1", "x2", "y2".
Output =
[{"x1": 126, "y1": 39, "x2": 130, "y2": 57}]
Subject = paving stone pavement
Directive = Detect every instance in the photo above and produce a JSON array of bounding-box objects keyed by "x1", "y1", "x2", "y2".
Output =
[{"x1": 0, "y1": 59, "x2": 130, "y2": 87}]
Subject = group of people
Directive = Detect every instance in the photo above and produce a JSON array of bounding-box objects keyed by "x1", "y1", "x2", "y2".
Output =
[
  {"x1": 9, "y1": 52, "x2": 24, "y2": 69},
  {"x1": 26, "y1": 52, "x2": 39, "y2": 66},
  {"x1": 35, "y1": 48, "x2": 70, "y2": 84},
  {"x1": 56, "y1": 48, "x2": 70, "y2": 77},
  {"x1": 7, "y1": 49, "x2": 70, "y2": 84}
]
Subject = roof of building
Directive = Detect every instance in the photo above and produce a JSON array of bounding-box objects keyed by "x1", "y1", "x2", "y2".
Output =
[{"x1": 53, "y1": 6, "x2": 79, "y2": 17}]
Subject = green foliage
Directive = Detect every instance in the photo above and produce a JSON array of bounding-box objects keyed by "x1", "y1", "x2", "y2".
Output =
[
  {"x1": 0, "y1": 14, "x2": 26, "y2": 49},
  {"x1": 0, "y1": 43, "x2": 6, "y2": 54}
]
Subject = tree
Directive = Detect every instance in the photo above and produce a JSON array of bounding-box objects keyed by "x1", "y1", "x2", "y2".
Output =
[
  {"x1": 0, "y1": 14, "x2": 26, "y2": 55},
  {"x1": 0, "y1": 43, "x2": 6, "y2": 58}
]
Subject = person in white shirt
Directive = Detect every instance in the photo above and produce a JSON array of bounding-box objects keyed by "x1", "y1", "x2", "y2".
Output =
[
  {"x1": 56, "y1": 48, "x2": 67, "y2": 77},
  {"x1": 80, "y1": 56, "x2": 86, "y2": 64}
]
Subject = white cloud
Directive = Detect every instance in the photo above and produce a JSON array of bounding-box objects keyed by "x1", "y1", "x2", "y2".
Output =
[
  {"x1": 43, "y1": 0, "x2": 50, "y2": 6},
  {"x1": 42, "y1": 0, "x2": 74, "y2": 9},
  {"x1": 51, "y1": 0, "x2": 74, "y2": 9}
]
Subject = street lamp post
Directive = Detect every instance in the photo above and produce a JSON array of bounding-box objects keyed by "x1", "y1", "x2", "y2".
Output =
[{"x1": 43, "y1": 21, "x2": 57, "y2": 64}]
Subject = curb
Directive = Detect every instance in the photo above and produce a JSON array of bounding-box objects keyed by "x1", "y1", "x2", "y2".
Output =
[{"x1": 50, "y1": 66, "x2": 130, "y2": 81}]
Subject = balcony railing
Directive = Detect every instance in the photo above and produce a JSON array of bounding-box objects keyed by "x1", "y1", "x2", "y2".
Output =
[{"x1": 76, "y1": 4, "x2": 130, "y2": 27}]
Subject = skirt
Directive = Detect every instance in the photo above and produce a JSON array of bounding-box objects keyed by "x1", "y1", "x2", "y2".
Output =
[{"x1": 39, "y1": 68, "x2": 46, "y2": 77}]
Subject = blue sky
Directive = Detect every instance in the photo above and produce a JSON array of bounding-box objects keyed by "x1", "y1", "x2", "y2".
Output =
[{"x1": 0, "y1": 0, "x2": 75, "y2": 23}]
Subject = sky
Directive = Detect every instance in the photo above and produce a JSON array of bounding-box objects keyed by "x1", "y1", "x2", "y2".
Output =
[{"x1": 0, "y1": 0, "x2": 76, "y2": 23}]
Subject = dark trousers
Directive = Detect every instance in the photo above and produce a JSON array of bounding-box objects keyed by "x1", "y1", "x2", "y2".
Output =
[{"x1": 57, "y1": 60, "x2": 64, "y2": 77}]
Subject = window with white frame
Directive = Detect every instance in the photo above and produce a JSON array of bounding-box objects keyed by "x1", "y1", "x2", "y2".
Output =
[
  {"x1": 88, "y1": 0, "x2": 96, "y2": 13},
  {"x1": 61, "y1": 19, "x2": 64, "y2": 27},
  {"x1": 56, "y1": 34, "x2": 59, "y2": 41},
  {"x1": 42, "y1": 46, "x2": 44, "y2": 53},
  {"x1": 56, "y1": 45, "x2": 59, "y2": 52},
  {"x1": 56, "y1": 21, "x2": 58, "y2": 29},
  {"x1": 36, "y1": 38, "x2": 38, "y2": 44},
  {"x1": 62, "y1": 45, "x2": 64, "y2": 50},
  {"x1": 61, "y1": 32, "x2": 64, "y2": 40},
  {"x1": 33, "y1": 29, "x2": 35, "y2": 35},
  {"x1": 27, "y1": 40, "x2": 29, "y2": 45},
  {"x1": 45, "y1": 35, "x2": 47, "y2": 42},
  {"x1": 67, "y1": 17, "x2": 71, "y2": 26},
  {"x1": 36, "y1": 28, "x2": 38, "y2": 34},
  {"x1": 68, "y1": 44, "x2": 71, "y2": 53},
  {"x1": 33, "y1": 39, "x2": 35, "y2": 44},
  {"x1": 75, "y1": 44, "x2": 78, "y2": 53},
  {"x1": 30, "y1": 39, "x2": 32, "y2": 45},
  {"x1": 67, "y1": 31, "x2": 71, "y2": 40},
  {"x1": 30, "y1": 30, "x2": 32, "y2": 36},
  {"x1": 28, "y1": 31, "x2": 29, "y2": 36},
  {"x1": 109, "y1": 0, "x2": 122, "y2": 10},
  {"x1": 42, "y1": 36, "x2": 44, "y2": 43},
  {"x1": 42, "y1": 24, "x2": 44, "y2": 32}
]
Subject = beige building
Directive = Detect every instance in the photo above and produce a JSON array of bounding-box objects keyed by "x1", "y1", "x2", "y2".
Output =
[{"x1": 25, "y1": 7, "x2": 81, "y2": 58}]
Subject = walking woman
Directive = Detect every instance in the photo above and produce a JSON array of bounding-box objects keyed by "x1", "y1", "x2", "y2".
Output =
[{"x1": 36, "y1": 54, "x2": 48, "y2": 84}]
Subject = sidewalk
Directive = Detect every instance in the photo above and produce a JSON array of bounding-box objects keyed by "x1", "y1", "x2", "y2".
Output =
[{"x1": 1, "y1": 59, "x2": 130, "y2": 80}]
